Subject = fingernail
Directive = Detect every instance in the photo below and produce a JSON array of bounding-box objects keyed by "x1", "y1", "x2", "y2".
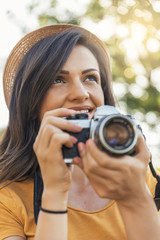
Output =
[
  {"x1": 73, "y1": 157, "x2": 81, "y2": 164},
  {"x1": 86, "y1": 139, "x2": 93, "y2": 147},
  {"x1": 74, "y1": 124, "x2": 83, "y2": 130},
  {"x1": 71, "y1": 136, "x2": 78, "y2": 144},
  {"x1": 78, "y1": 142, "x2": 85, "y2": 152}
]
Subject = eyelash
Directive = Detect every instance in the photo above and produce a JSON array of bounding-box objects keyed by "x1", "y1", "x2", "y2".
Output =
[
  {"x1": 53, "y1": 74, "x2": 99, "y2": 84},
  {"x1": 84, "y1": 74, "x2": 98, "y2": 83},
  {"x1": 53, "y1": 76, "x2": 65, "y2": 84}
]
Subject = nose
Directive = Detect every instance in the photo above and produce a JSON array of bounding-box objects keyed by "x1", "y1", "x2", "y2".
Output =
[{"x1": 68, "y1": 81, "x2": 89, "y2": 101}]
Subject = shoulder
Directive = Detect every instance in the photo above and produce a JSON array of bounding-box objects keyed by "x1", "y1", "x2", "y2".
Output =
[
  {"x1": 0, "y1": 178, "x2": 34, "y2": 200},
  {"x1": 0, "y1": 178, "x2": 34, "y2": 222},
  {"x1": 0, "y1": 179, "x2": 35, "y2": 239}
]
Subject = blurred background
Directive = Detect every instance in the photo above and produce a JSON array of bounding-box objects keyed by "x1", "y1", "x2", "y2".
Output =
[{"x1": 0, "y1": 0, "x2": 160, "y2": 167}]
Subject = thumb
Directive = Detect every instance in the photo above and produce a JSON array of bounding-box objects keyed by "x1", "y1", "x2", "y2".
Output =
[{"x1": 135, "y1": 134, "x2": 150, "y2": 165}]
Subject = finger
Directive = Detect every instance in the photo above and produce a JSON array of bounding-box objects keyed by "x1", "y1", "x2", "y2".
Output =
[
  {"x1": 134, "y1": 134, "x2": 150, "y2": 164},
  {"x1": 76, "y1": 149, "x2": 122, "y2": 199},
  {"x1": 135, "y1": 133, "x2": 148, "y2": 154},
  {"x1": 49, "y1": 132, "x2": 76, "y2": 150},
  {"x1": 77, "y1": 141, "x2": 100, "y2": 172},
  {"x1": 76, "y1": 141, "x2": 120, "y2": 182},
  {"x1": 78, "y1": 142, "x2": 86, "y2": 158},
  {"x1": 72, "y1": 157, "x2": 84, "y2": 169},
  {"x1": 43, "y1": 108, "x2": 77, "y2": 118},
  {"x1": 78, "y1": 142, "x2": 88, "y2": 168},
  {"x1": 84, "y1": 139, "x2": 124, "y2": 170},
  {"x1": 86, "y1": 139, "x2": 149, "y2": 176},
  {"x1": 78, "y1": 141, "x2": 122, "y2": 177},
  {"x1": 34, "y1": 123, "x2": 77, "y2": 153},
  {"x1": 34, "y1": 124, "x2": 62, "y2": 151},
  {"x1": 41, "y1": 116, "x2": 82, "y2": 133}
]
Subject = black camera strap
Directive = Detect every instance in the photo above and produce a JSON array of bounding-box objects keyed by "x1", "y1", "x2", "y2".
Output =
[
  {"x1": 34, "y1": 169, "x2": 43, "y2": 224},
  {"x1": 149, "y1": 159, "x2": 160, "y2": 211}
]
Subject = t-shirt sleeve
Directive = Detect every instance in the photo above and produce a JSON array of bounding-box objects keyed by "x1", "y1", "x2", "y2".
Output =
[{"x1": 0, "y1": 186, "x2": 25, "y2": 240}]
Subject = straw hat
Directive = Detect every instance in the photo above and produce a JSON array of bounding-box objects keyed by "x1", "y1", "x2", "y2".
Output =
[{"x1": 3, "y1": 24, "x2": 109, "y2": 108}]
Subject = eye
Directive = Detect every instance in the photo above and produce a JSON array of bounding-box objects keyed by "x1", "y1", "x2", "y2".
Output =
[
  {"x1": 53, "y1": 76, "x2": 65, "y2": 84},
  {"x1": 84, "y1": 75, "x2": 98, "y2": 82}
]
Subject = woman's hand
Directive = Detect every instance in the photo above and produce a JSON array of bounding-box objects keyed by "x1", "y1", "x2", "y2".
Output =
[
  {"x1": 33, "y1": 108, "x2": 82, "y2": 208},
  {"x1": 73, "y1": 133, "x2": 151, "y2": 207}
]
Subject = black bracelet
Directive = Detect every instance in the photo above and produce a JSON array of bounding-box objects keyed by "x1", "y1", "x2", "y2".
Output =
[{"x1": 40, "y1": 207, "x2": 68, "y2": 214}]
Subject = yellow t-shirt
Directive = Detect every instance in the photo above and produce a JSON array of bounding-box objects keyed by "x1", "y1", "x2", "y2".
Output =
[{"x1": 0, "y1": 169, "x2": 159, "y2": 240}]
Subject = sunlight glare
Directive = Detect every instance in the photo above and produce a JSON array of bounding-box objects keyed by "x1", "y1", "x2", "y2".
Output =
[
  {"x1": 116, "y1": 25, "x2": 129, "y2": 38},
  {"x1": 124, "y1": 68, "x2": 134, "y2": 78},
  {"x1": 134, "y1": 9, "x2": 144, "y2": 18},
  {"x1": 146, "y1": 112, "x2": 157, "y2": 125},
  {"x1": 117, "y1": 5, "x2": 128, "y2": 15},
  {"x1": 151, "y1": 67, "x2": 160, "y2": 91},
  {"x1": 133, "y1": 111, "x2": 145, "y2": 122},
  {"x1": 57, "y1": 0, "x2": 90, "y2": 15},
  {"x1": 131, "y1": 22, "x2": 147, "y2": 43},
  {"x1": 143, "y1": 10, "x2": 152, "y2": 21},
  {"x1": 100, "y1": 0, "x2": 112, "y2": 8},
  {"x1": 135, "y1": 75, "x2": 149, "y2": 88},
  {"x1": 113, "y1": 82, "x2": 127, "y2": 99},
  {"x1": 134, "y1": 9, "x2": 152, "y2": 21},
  {"x1": 124, "y1": 0, "x2": 136, "y2": 6},
  {"x1": 129, "y1": 84, "x2": 144, "y2": 98},
  {"x1": 81, "y1": 16, "x2": 116, "y2": 41},
  {"x1": 146, "y1": 38, "x2": 160, "y2": 52},
  {"x1": 131, "y1": 61, "x2": 146, "y2": 75},
  {"x1": 152, "y1": 1, "x2": 160, "y2": 12},
  {"x1": 156, "y1": 29, "x2": 160, "y2": 40},
  {"x1": 120, "y1": 38, "x2": 139, "y2": 60}
]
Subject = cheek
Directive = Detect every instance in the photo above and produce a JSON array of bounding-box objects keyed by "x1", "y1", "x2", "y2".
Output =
[
  {"x1": 38, "y1": 89, "x2": 63, "y2": 121},
  {"x1": 90, "y1": 86, "x2": 104, "y2": 106}
]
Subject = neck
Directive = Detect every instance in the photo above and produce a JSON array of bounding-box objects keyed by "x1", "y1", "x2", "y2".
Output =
[
  {"x1": 71, "y1": 165, "x2": 90, "y2": 191},
  {"x1": 68, "y1": 165, "x2": 111, "y2": 211}
]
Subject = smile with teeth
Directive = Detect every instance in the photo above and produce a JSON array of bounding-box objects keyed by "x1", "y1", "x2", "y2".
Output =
[{"x1": 75, "y1": 110, "x2": 90, "y2": 114}]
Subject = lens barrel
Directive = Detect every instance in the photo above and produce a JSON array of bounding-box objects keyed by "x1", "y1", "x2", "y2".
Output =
[{"x1": 94, "y1": 114, "x2": 138, "y2": 155}]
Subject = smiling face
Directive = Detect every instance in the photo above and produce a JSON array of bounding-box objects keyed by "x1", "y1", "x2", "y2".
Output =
[{"x1": 39, "y1": 44, "x2": 105, "y2": 120}]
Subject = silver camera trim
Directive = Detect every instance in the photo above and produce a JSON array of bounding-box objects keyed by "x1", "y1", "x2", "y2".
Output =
[{"x1": 98, "y1": 114, "x2": 139, "y2": 154}]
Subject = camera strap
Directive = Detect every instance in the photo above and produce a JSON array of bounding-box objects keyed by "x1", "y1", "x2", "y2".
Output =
[
  {"x1": 34, "y1": 168, "x2": 43, "y2": 224},
  {"x1": 149, "y1": 157, "x2": 160, "y2": 211}
]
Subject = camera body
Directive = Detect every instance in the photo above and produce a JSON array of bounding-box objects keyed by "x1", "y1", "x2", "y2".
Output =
[{"x1": 63, "y1": 105, "x2": 140, "y2": 163}]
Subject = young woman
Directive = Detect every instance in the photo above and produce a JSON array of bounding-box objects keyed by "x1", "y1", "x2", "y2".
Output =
[{"x1": 0, "y1": 24, "x2": 159, "y2": 240}]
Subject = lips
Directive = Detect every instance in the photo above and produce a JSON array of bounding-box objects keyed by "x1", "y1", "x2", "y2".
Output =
[{"x1": 68, "y1": 106, "x2": 93, "y2": 111}]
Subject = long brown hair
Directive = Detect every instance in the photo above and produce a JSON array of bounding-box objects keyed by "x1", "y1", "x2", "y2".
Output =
[{"x1": 0, "y1": 29, "x2": 115, "y2": 183}]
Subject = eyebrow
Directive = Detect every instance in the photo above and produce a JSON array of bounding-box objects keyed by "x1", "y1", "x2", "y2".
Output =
[
  {"x1": 59, "y1": 68, "x2": 99, "y2": 75},
  {"x1": 82, "y1": 68, "x2": 99, "y2": 74}
]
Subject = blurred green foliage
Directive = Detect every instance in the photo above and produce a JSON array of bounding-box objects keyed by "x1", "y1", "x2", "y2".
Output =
[{"x1": 29, "y1": 0, "x2": 160, "y2": 125}]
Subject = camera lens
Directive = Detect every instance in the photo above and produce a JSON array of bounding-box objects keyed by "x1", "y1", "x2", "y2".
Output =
[
  {"x1": 94, "y1": 114, "x2": 138, "y2": 155},
  {"x1": 104, "y1": 122, "x2": 130, "y2": 147}
]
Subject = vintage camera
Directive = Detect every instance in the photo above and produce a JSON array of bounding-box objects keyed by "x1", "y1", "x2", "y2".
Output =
[{"x1": 62, "y1": 105, "x2": 140, "y2": 163}]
